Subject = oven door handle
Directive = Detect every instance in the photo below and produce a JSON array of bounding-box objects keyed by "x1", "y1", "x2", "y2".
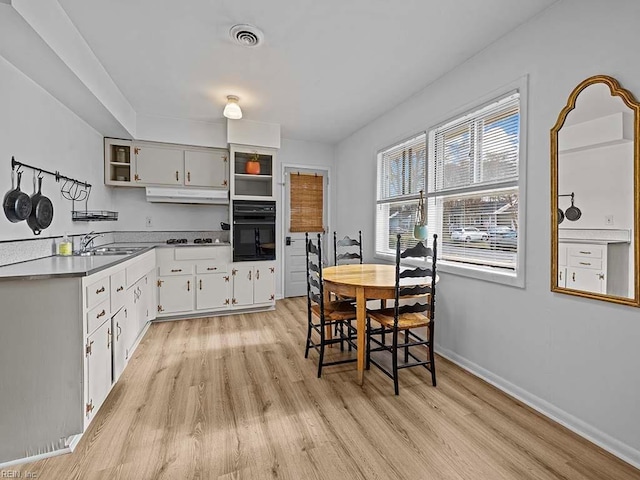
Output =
[{"x1": 233, "y1": 219, "x2": 276, "y2": 225}]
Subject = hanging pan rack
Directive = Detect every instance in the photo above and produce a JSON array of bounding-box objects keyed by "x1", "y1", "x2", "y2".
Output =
[{"x1": 11, "y1": 156, "x2": 118, "y2": 222}]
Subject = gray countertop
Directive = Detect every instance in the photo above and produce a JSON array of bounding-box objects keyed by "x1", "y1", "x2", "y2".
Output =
[{"x1": 0, "y1": 242, "x2": 231, "y2": 281}]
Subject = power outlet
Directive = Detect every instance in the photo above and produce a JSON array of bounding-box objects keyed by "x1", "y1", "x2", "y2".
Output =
[
  {"x1": 605, "y1": 215, "x2": 614, "y2": 226},
  {"x1": 145, "y1": 216, "x2": 153, "y2": 228}
]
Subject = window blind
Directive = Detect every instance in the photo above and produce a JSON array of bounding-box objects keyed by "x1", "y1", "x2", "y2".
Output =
[
  {"x1": 290, "y1": 172, "x2": 324, "y2": 233},
  {"x1": 428, "y1": 92, "x2": 520, "y2": 271}
]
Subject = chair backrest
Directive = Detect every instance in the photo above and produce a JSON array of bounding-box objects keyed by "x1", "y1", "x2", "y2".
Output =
[
  {"x1": 333, "y1": 230, "x2": 363, "y2": 265},
  {"x1": 306, "y1": 232, "x2": 324, "y2": 319},
  {"x1": 393, "y1": 233, "x2": 438, "y2": 325}
]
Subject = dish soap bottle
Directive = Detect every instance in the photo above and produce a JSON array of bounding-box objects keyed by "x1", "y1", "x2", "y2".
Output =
[{"x1": 59, "y1": 234, "x2": 72, "y2": 256}]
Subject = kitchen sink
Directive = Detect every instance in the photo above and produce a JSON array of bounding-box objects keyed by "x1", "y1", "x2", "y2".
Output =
[{"x1": 77, "y1": 246, "x2": 147, "y2": 256}]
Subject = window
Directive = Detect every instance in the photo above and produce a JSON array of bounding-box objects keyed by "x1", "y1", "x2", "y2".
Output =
[
  {"x1": 375, "y1": 89, "x2": 524, "y2": 285},
  {"x1": 375, "y1": 134, "x2": 426, "y2": 255}
]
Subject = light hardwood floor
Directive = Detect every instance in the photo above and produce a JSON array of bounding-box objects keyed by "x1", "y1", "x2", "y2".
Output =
[{"x1": 14, "y1": 297, "x2": 640, "y2": 480}]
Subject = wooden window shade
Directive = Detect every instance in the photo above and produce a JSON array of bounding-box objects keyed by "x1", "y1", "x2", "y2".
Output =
[{"x1": 290, "y1": 173, "x2": 324, "y2": 232}]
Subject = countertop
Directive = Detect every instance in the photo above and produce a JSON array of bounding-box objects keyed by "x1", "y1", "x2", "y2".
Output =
[{"x1": 0, "y1": 242, "x2": 231, "y2": 281}]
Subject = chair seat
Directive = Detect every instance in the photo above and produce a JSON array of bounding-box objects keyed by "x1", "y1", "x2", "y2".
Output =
[
  {"x1": 368, "y1": 307, "x2": 430, "y2": 330},
  {"x1": 312, "y1": 300, "x2": 357, "y2": 321}
]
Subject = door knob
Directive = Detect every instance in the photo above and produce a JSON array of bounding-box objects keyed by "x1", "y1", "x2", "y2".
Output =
[{"x1": 286, "y1": 236, "x2": 292, "y2": 246}]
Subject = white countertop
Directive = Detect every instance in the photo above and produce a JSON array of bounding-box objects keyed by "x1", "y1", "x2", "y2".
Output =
[{"x1": 0, "y1": 241, "x2": 231, "y2": 281}]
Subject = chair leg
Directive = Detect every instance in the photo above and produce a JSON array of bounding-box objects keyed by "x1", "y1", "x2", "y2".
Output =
[
  {"x1": 305, "y1": 316, "x2": 312, "y2": 359},
  {"x1": 392, "y1": 329, "x2": 399, "y2": 395},
  {"x1": 404, "y1": 329, "x2": 410, "y2": 363},
  {"x1": 429, "y1": 325, "x2": 436, "y2": 386},
  {"x1": 366, "y1": 317, "x2": 371, "y2": 370},
  {"x1": 347, "y1": 320, "x2": 353, "y2": 352},
  {"x1": 318, "y1": 327, "x2": 325, "y2": 378},
  {"x1": 339, "y1": 321, "x2": 345, "y2": 352}
]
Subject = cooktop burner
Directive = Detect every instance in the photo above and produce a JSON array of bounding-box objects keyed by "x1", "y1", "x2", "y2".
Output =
[
  {"x1": 193, "y1": 238, "x2": 213, "y2": 244},
  {"x1": 166, "y1": 238, "x2": 188, "y2": 244}
]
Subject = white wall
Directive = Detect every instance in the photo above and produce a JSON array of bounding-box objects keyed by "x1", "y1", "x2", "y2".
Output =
[
  {"x1": 335, "y1": 0, "x2": 640, "y2": 467},
  {"x1": 0, "y1": 55, "x2": 112, "y2": 242},
  {"x1": 136, "y1": 113, "x2": 226, "y2": 149}
]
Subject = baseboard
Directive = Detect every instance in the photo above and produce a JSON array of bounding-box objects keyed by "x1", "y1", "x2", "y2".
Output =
[
  {"x1": 67, "y1": 433, "x2": 83, "y2": 452},
  {"x1": 0, "y1": 445, "x2": 71, "y2": 469},
  {"x1": 435, "y1": 345, "x2": 640, "y2": 470}
]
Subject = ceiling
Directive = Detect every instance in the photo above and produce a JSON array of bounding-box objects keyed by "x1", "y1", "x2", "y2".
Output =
[{"x1": 59, "y1": 0, "x2": 557, "y2": 144}]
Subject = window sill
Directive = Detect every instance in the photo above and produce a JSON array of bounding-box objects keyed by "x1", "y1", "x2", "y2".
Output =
[{"x1": 374, "y1": 253, "x2": 524, "y2": 288}]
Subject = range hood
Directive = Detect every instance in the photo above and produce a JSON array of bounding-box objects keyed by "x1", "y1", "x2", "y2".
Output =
[{"x1": 145, "y1": 187, "x2": 229, "y2": 205}]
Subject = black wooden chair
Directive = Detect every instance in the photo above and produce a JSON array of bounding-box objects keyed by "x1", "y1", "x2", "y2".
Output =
[
  {"x1": 333, "y1": 230, "x2": 363, "y2": 266},
  {"x1": 366, "y1": 233, "x2": 438, "y2": 395},
  {"x1": 304, "y1": 233, "x2": 358, "y2": 377}
]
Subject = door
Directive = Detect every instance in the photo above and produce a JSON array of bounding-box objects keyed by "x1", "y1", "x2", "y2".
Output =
[
  {"x1": 196, "y1": 273, "x2": 231, "y2": 310},
  {"x1": 158, "y1": 275, "x2": 195, "y2": 313},
  {"x1": 135, "y1": 144, "x2": 183, "y2": 185},
  {"x1": 185, "y1": 150, "x2": 228, "y2": 188},
  {"x1": 232, "y1": 265, "x2": 254, "y2": 306},
  {"x1": 284, "y1": 167, "x2": 329, "y2": 297}
]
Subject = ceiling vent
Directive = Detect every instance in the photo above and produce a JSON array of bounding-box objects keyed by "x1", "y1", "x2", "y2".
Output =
[{"x1": 229, "y1": 24, "x2": 264, "y2": 47}]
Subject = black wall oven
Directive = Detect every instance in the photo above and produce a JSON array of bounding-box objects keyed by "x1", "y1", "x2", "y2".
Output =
[{"x1": 233, "y1": 200, "x2": 276, "y2": 262}]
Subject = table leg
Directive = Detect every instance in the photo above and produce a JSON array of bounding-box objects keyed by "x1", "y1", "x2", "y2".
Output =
[{"x1": 356, "y1": 286, "x2": 366, "y2": 385}]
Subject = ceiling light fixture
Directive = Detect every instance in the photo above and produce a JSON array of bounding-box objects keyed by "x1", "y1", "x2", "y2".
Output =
[{"x1": 223, "y1": 95, "x2": 242, "y2": 120}]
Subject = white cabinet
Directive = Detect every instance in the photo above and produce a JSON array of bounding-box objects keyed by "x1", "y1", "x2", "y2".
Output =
[
  {"x1": 230, "y1": 144, "x2": 276, "y2": 200},
  {"x1": 85, "y1": 319, "x2": 112, "y2": 423},
  {"x1": 185, "y1": 150, "x2": 228, "y2": 188},
  {"x1": 104, "y1": 138, "x2": 229, "y2": 189},
  {"x1": 231, "y1": 262, "x2": 276, "y2": 307},
  {"x1": 135, "y1": 143, "x2": 183, "y2": 186},
  {"x1": 158, "y1": 275, "x2": 194, "y2": 314},
  {"x1": 112, "y1": 306, "x2": 129, "y2": 382},
  {"x1": 196, "y1": 273, "x2": 231, "y2": 310},
  {"x1": 559, "y1": 241, "x2": 629, "y2": 296}
]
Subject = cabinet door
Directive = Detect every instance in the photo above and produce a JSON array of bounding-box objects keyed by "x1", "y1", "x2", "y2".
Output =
[
  {"x1": 196, "y1": 273, "x2": 231, "y2": 310},
  {"x1": 145, "y1": 270, "x2": 157, "y2": 322},
  {"x1": 185, "y1": 150, "x2": 228, "y2": 188},
  {"x1": 112, "y1": 307, "x2": 128, "y2": 382},
  {"x1": 232, "y1": 265, "x2": 253, "y2": 306},
  {"x1": 558, "y1": 267, "x2": 567, "y2": 288},
  {"x1": 158, "y1": 275, "x2": 195, "y2": 314},
  {"x1": 135, "y1": 278, "x2": 148, "y2": 333},
  {"x1": 135, "y1": 144, "x2": 183, "y2": 185},
  {"x1": 254, "y1": 265, "x2": 275, "y2": 304},
  {"x1": 86, "y1": 320, "x2": 112, "y2": 423},
  {"x1": 567, "y1": 267, "x2": 605, "y2": 294}
]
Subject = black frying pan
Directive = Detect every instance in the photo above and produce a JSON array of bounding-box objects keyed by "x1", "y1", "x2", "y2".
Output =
[
  {"x1": 27, "y1": 176, "x2": 54, "y2": 235},
  {"x1": 3, "y1": 171, "x2": 32, "y2": 223},
  {"x1": 565, "y1": 194, "x2": 581, "y2": 221},
  {"x1": 558, "y1": 208, "x2": 564, "y2": 224}
]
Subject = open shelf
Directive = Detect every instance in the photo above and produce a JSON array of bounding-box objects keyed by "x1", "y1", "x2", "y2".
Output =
[{"x1": 234, "y1": 173, "x2": 273, "y2": 181}]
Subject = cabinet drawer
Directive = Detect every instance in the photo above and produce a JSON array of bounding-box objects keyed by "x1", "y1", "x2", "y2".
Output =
[
  {"x1": 196, "y1": 262, "x2": 227, "y2": 274},
  {"x1": 568, "y1": 257, "x2": 603, "y2": 270},
  {"x1": 159, "y1": 263, "x2": 195, "y2": 276},
  {"x1": 174, "y1": 246, "x2": 230, "y2": 261},
  {"x1": 87, "y1": 298, "x2": 110, "y2": 335},
  {"x1": 87, "y1": 277, "x2": 110, "y2": 310},
  {"x1": 110, "y1": 270, "x2": 127, "y2": 312},
  {"x1": 568, "y1": 245, "x2": 603, "y2": 259},
  {"x1": 126, "y1": 253, "x2": 156, "y2": 287}
]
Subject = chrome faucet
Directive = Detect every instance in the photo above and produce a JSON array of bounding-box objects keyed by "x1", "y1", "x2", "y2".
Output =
[{"x1": 79, "y1": 231, "x2": 104, "y2": 253}]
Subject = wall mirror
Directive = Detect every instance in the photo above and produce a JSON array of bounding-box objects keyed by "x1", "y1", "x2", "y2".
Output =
[{"x1": 551, "y1": 75, "x2": 640, "y2": 306}]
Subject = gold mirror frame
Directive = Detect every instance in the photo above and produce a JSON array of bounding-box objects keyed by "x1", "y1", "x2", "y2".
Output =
[{"x1": 551, "y1": 75, "x2": 640, "y2": 306}]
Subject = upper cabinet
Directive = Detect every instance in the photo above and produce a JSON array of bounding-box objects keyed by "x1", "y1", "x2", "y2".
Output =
[
  {"x1": 230, "y1": 144, "x2": 276, "y2": 200},
  {"x1": 104, "y1": 138, "x2": 228, "y2": 189}
]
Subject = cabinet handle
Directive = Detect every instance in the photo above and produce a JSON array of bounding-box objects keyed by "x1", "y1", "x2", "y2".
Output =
[
  {"x1": 171, "y1": 269, "x2": 182, "y2": 273},
  {"x1": 559, "y1": 271, "x2": 562, "y2": 281},
  {"x1": 117, "y1": 322, "x2": 122, "y2": 340},
  {"x1": 199, "y1": 279, "x2": 202, "y2": 290},
  {"x1": 256, "y1": 269, "x2": 260, "y2": 280},
  {"x1": 96, "y1": 286, "x2": 106, "y2": 294},
  {"x1": 207, "y1": 267, "x2": 217, "y2": 271},
  {"x1": 176, "y1": 170, "x2": 179, "y2": 181},
  {"x1": 572, "y1": 272, "x2": 576, "y2": 282},
  {"x1": 187, "y1": 280, "x2": 191, "y2": 291},
  {"x1": 187, "y1": 171, "x2": 191, "y2": 182},
  {"x1": 97, "y1": 309, "x2": 106, "y2": 319},
  {"x1": 249, "y1": 270, "x2": 252, "y2": 281},
  {"x1": 107, "y1": 328, "x2": 112, "y2": 349},
  {"x1": 579, "y1": 251, "x2": 592, "y2": 255},
  {"x1": 116, "y1": 286, "x2": 124, "y2": 292},
  {"x1": 579, "y1": 262, "x2": 591, "y2": 266}
]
